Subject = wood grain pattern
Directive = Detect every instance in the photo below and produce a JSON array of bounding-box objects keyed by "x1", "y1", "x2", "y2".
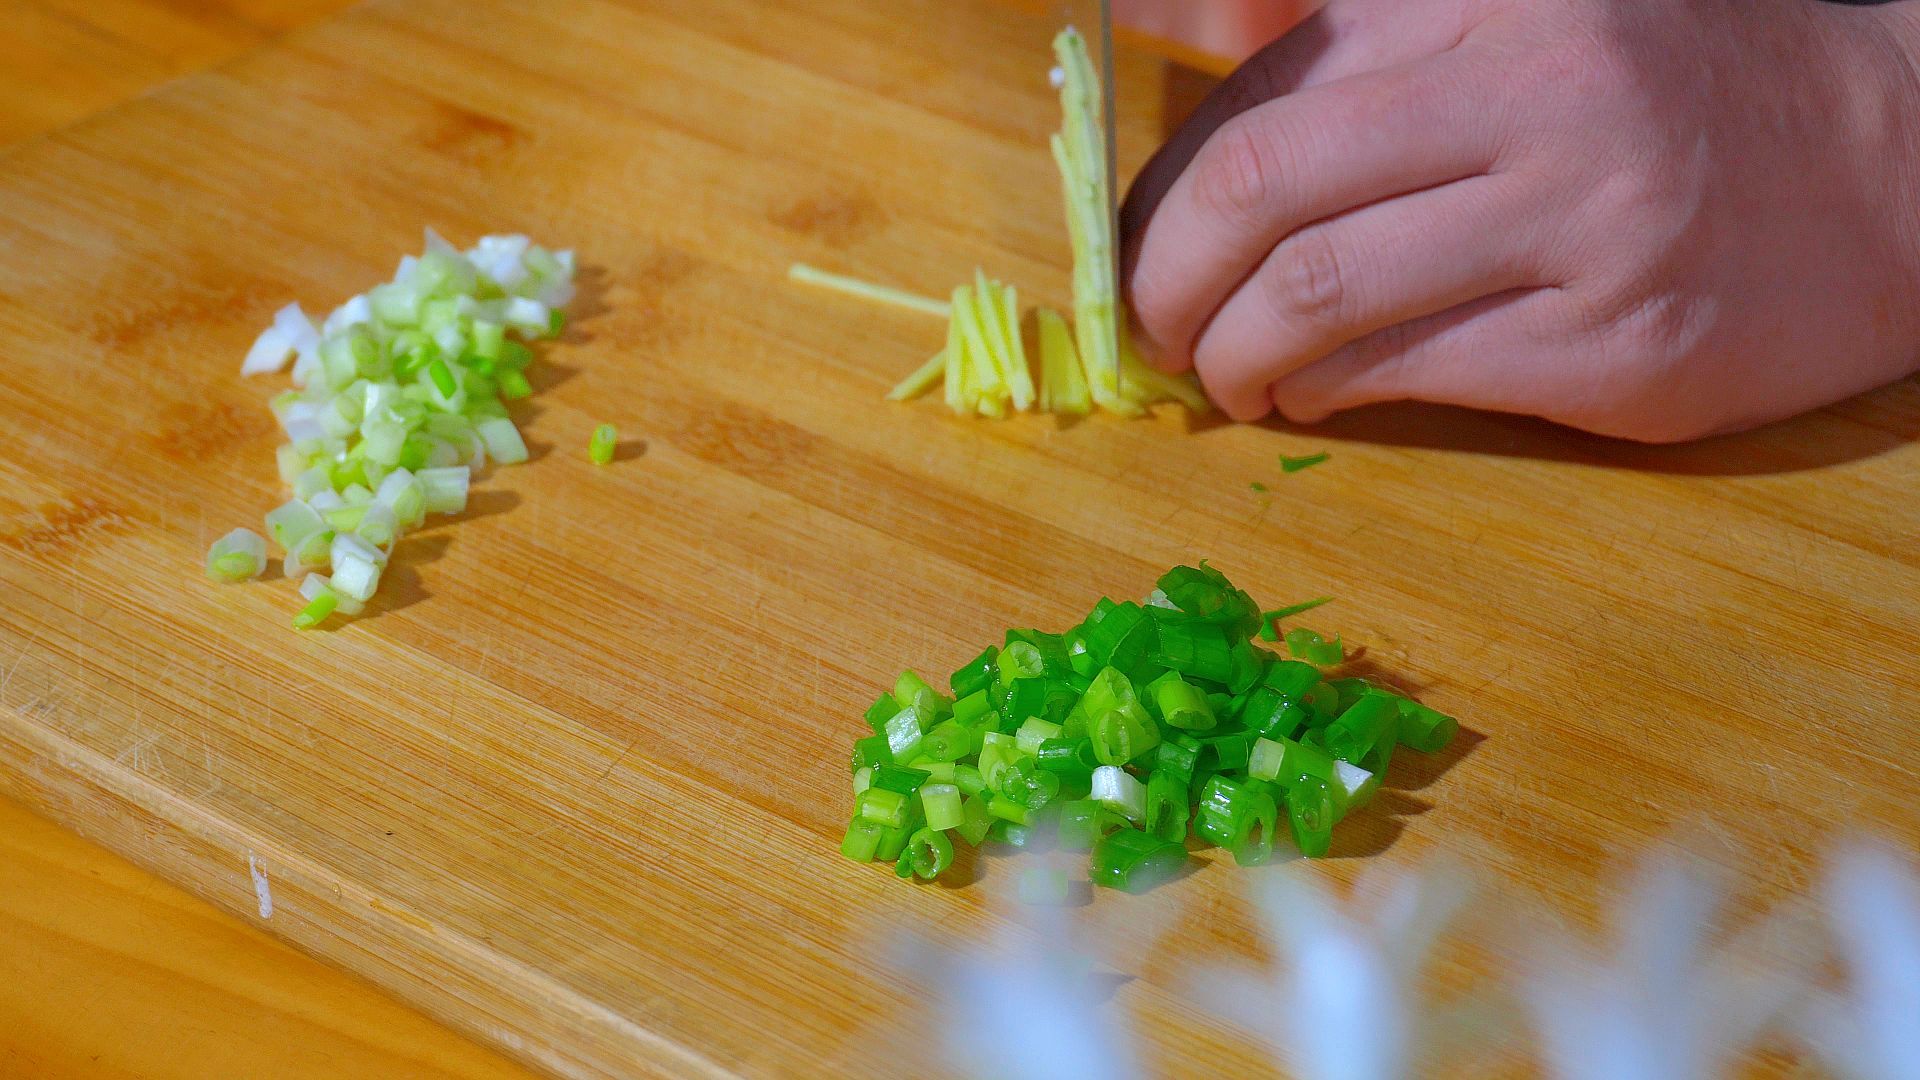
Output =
[
  {"x1": 0, "y1": 795, "x2": 537, "y2": 1079},
  {"x1": 2, "y1": 2, "x2": 542, "y2": 1074},
  {"x1": 1, "y1": 0, "x2": 1917, "y2": 1076},
  {"x1": 0, "y1": 0, "x2": 356, "y2": 146}
]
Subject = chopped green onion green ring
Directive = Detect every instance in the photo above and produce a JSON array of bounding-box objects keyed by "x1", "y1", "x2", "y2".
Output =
[
  {"x1": 840, "y1": 818, "x2": 884, "y2": 862},
  {"x1": 920, "y1": 783, "x2": 964, "y2": 832},
  {"x1": 905, "y1": 828, "x2": 955, "y2": 879},
  {"x1": 1090, "y1": 828, "x2": 1187, "y2": 893}
]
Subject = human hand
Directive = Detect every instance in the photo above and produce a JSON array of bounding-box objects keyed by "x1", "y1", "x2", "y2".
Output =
[{"x1": 1121, "y1": 0, "x2": 1920, "y2": 441}]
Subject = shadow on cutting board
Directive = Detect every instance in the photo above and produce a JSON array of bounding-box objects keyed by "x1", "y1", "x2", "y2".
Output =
[
  {"x1": 1321, "y1": 729, "x2": 1485, "y2": 860},
  {"x1": 356, "y1": 533, "x2": 449, "y2": 618},
  {"x1": 1228, "y1": 381, "x2": 1920, "y2": 478},
  {"x1": 355, "y1": 488, "x2": 519, "y2": 619}
]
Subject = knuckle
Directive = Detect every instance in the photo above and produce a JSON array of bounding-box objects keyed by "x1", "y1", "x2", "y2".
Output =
[
  {"x1": 1560, "y1": 294, "x2": 1722, "y2": 443},
  {"x1": 1572, "y1": 259, "x2": 1668, "y2": 343},
  {"x1": 1264, "y1": 229, "x2": 1351, "y2": 329},
  {"x1": 1606, "y1": 292, "x2": 1702, "y2": 359},
  {"x1": 1193, "y1": 118, "x2": 1288, "y2": 224}
]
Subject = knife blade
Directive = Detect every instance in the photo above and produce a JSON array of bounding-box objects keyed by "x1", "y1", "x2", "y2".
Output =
[{"x1": 1096, "y1": 0, "x2": 1118, "y2": 276}]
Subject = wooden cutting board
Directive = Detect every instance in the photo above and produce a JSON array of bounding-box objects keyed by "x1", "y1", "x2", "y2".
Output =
[{"x1": 2, "y1": 0, "x2": 1918, "y2": 1076}]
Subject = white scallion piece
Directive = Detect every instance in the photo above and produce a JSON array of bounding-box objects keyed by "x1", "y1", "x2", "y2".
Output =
[
  {"x1": 292, "y1": 468, "x2": 332, "y2": 501},
  {"x1": 356, "y1": 502, "x2": 398, "y2": 548},
  {"x1": 503, "y1": 296, "x2": 550, "y2": 334},
  {"x1": 206, "y1": 528, "x2": 268, "y2": 582},
  {"x1": 299, "y1": 573, "x2": 365, "y2": 616},
  {"x1": 475, "y1": 417, "x2": 528, "y2": 465},
  {"x1": 1091, "y1": 765, "x2": 1146, "y2": 823},
  {"x1": 284, "y1": 528, "x2": 334, "y2": 578},
  {"x1": 1334, "y1": 760, "x2": 1375, "y2": 806},
  {"x1": 423, "y1": 436, "x2": 461, "y2": 469},
  {"x1": 232, "y1": 231, "x2": 574, "y2": 625},
  {"x1": 1248, "y1": 738, "x2": 1287, "y2": 783},
  {"x1": 282, "y1": 538, "x2": 324, "y2": 580},
  {"x1": 241, "y1": 303, "x2": 318, "y2": 375},
  {"x1": 264, "y1": 499, "x2": 326, "y2": 551},
  {"x1": 417, "y1": 466, "x2": 470, "y2": 515},
  {"x1": 275, "y1": 444, "x2": 309, "y2": 484},
  {"x1": 375, "y1": 468, "x2": 426, "y2": 529},
  {"x1": 321, "y1": 294, "x2": 372, "y2": 337},
  {"x1": 331, "y1": 531, "x2": 386, "y2": 570},
  {"x1": 329, "y1": 551, "x2": 382, "y2": 602}
]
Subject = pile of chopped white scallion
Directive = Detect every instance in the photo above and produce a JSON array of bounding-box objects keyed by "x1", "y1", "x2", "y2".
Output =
[{"x1": 210, "y1": 230, "x2": 575, "y2": 628}]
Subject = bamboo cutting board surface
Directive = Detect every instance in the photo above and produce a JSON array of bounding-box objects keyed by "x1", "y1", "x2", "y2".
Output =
[{"x1": 2, "y1": 0, "x2": 1919, "y2": 1076}]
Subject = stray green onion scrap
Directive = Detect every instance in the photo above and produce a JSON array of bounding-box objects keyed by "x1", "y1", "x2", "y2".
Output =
[
  {"x1": 840, "y1": 564, "x2": 1457, "y2": 889},
  {"x1": 1258, "y1": 597, "x2": 1333, "y2": 642},
  {"x1": 1280, "y1": 452, "x2": 1331, "y2": 473},
  {"x1": 225, "y1": 230, "x2": 576, "y2": 628},
  {"x1": 590, "y1": 423, "x2": 618, "y2": 465},
  {"x1": 1284, "y1": 627, "x2": 1345, "y2": 667},
  {"x1": 787, "y1": 263, "x2": 952, "y2": 319}
]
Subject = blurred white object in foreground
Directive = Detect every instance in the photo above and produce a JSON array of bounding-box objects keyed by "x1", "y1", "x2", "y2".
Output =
[
  {"x1": 1190, "y1": 860, "x2": 1474, "y2": 1080},
  {"x1": 1794, "y1": 843, "x2": 1920, "y2": 1080}
]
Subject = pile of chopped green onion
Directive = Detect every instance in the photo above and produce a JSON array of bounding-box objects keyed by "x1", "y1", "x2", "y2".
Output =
[
  {"x1": 789, "y1": 28, "x2": 1207, "y2": 419},
  {"x1": 841, "y1": 564, "x2": 1457, "y2": 891},
  {"x1": 211, "y1": 230, "x2": 575, "y2": 627}
]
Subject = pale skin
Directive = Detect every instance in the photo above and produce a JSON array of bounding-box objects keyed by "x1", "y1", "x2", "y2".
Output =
[{"x1": 1122, "y1": 0, "x2": 1920, "y2": 441}]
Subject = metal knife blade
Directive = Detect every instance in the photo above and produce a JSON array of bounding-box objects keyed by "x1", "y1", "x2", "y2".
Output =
[{"x1": 1096, "y1": 0, "x2": 1118, "y2": 274}]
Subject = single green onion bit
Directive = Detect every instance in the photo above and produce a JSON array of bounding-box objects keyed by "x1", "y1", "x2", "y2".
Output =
[
  {"x1": 838, "y1": 563, "x2": 1457, "y2": 890},
  {"x1": 233, "y1": 229, "x2": 576, "y2": 627},
  {"x1": 589, "y1": 423, "x2": 618, "y2": 465}
]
